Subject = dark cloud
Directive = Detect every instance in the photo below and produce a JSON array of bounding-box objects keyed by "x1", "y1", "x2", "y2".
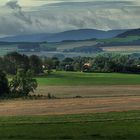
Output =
[
  {"x1": 6, "y1": 0, "x2": 33, "y2": 25},
  {"x1": 0, "y1": 1, "x2": 44, "y2": 37},
  {"x1": 0, "y1": 0, "x2": 140, "y2": 37},
  {"x1": 0, "y1": 16, "x2": 26, "y2": 36},
  {"x1": 6, "y1": 0, "x2": 21, "y2": 9}
]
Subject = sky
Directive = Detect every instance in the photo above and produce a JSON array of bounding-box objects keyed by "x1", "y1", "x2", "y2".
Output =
[{"x1": 0, "y1": 0, "x2": 140, "y2": 37}]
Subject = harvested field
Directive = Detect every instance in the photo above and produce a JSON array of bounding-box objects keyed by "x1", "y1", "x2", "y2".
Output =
[
  {"x1": 102, "y1": 45, "x2": 140, "y2": 52},
  {"x1": 35, "y1": 85, "x2": 140, "y2": 98},
  {"x1": 0, "y1": 96, "x2": 140, "y2": 116}
]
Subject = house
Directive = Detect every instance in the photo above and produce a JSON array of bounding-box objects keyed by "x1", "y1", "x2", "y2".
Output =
[{"x1": 83, "y1": 63, "x2": 92, "y2": 72}]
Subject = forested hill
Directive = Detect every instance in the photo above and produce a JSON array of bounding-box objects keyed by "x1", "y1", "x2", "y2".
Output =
[{"x1": 117, "y1": 28, "x2": 140, "y2": 38}]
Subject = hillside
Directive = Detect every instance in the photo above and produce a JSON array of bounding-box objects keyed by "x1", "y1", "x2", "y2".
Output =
[
  {"x1": 0, "y1": 29, "x2": 127, "y2": 43},
  {"x1": 117, "y1": 28, "x2": 140, "y2": 38}
]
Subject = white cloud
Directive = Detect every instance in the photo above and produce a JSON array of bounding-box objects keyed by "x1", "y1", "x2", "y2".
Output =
[{"x1": 0, "y1": 0, "x2": 140, "y2": 37}]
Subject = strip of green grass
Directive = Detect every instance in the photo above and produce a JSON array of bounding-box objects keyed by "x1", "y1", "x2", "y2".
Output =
[
  {"x1": 98, "y1": 36, "x2": 140, "y2": 43},
  {"x1": 37, "y1": 71, "x2": 140, "y2": 86},
  {"x1": 0, "y1": 111, "x2": 140, "y2": 139}
]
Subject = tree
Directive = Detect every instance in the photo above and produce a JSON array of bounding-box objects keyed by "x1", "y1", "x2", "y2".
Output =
[
  {"x1": 0, "y1": 70, "x2": 9, "y2": 96},
  {"x1": 29, "y1": 55, "x2": 43, "y2": 74},
  {"x1": 3, "y1": 52, "x2": 30, "y2": 74},
  {"x1": 52, "y1": 57, "x2": 60, "y2": 69},
  {"x1": 9, "y1": 69, "x2": 38, "y2": 96},
  {"x1": 43, "y1": 57, "x2": 54, "y2": 74}
]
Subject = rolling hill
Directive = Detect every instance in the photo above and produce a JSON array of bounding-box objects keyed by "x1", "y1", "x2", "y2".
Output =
[
  {"x1": 0, "y1": 29, "x2": 127, "y2": 43},
  {"x1": 117, "y1": 28, "x2": 140, "y2": 38}
]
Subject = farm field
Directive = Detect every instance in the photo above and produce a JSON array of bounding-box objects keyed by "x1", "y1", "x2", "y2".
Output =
[
  {"x1": 35, "y1": 85, "x2": 140, "y2": 98},
  {"x1": 1, "y1": 38, "x2": 140, "y2": 57},
  {"x1": 101, "y1": 45, "x2": 140, "y2": 53},
  {"x1": 0, "y1": 111, "x2": 140, "y2": 139},
  {"x1": 3, "y1": 71, "x2": 140, "y2": 139},
  {"x1": 36, "y1": 71, "x2": 140, "y2": 86},
  {"x1": 0, "y1": 97, "x2": 140, "y2": 116},
  {"x1": 34, "y1": 71, "x2": 140, "y2": 97}
]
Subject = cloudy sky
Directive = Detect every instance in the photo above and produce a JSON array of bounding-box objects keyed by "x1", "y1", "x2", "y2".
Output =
[{"x1": 0, "y1": 0, "x2": 140, "y2": 37}]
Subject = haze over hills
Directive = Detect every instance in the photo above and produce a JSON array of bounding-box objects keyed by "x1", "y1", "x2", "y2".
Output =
[{"x1": 0, "y1": 29, "x2": 127, "y2": 43}]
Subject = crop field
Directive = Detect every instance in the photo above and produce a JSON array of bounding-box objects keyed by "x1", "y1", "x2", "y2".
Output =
[
  {"x1": 98, "y1": 36, "x2": 140, "y2": 43},
  {"x1": 34, "y1": 71, "x2": 140, "y2": 97},
  {"x1": 35, "y1": 85, "x2": 140, "y2": 98},
  {"x1": 0, "y1": 97, "x2": 140, "y2": 116},
  {"x1": 0, "y1": 111, "x2": 140, "y2": 139},
  {"x1": 48, "y1": 40, "x2": 98, "y2": 51},
  {"x1": 2, "y1": 71, "x2": 140, "y2": 139},
  {"x1": 102, "y1": 45, "x2": 140, "y2": 53},
  {"x1": 0, "y1": 39, "x2": 140, "y2": 57}
]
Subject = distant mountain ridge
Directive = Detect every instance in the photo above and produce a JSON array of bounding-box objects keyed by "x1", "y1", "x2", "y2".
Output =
[
  {"x1": 0, "y1": 29, "x2": 127, "y2": 43},
  {"x1": 117, "y1": 28, "x2": 140, "y2": 37}
]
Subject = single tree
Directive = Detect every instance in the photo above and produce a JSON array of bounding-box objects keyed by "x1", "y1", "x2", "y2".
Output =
[
  {"x1": 9, "y1": 69, "x2": 38, "y2": 96},
  {"x1": 29, "y1": 55, "x2": 43, "y2": 74}
]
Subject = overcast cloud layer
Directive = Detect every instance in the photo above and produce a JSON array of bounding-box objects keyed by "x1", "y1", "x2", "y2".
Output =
[{"x1": 0, "y1": 0, "x2": 140, "y2": 37}]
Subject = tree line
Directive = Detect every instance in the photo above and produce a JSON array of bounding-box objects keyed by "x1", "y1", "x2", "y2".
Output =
[
  {"x1": 59, "y1": 53, "x2": 140, "y2": 73},
  {"x1": 92, "y1": 53, "x2": 140, "y2": 73},
  {"x1": 1, "y1": 52, "x2": 140, "y2": 75}
]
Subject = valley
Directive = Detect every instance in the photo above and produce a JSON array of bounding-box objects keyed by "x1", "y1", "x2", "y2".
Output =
[{"x1": 0, "y1": 29, "x2": 140, "y2": 57}]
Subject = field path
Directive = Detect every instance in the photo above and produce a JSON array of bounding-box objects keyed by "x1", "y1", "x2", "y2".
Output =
[{"x1": 0, "y1": 96, "x2": 140, "y2": 116}]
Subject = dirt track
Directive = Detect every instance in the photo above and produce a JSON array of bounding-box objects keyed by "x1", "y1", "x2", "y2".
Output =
[{"x1": 0, "y1": 96, "x2": 140, "y2": 116}]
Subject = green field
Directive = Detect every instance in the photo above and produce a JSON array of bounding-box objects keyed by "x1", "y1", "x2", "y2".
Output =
[
  {"x1": 36, "y1": 71, "x2": 140, "y2": 86},
  {"x1": 98, "y1": 36, "x2": 140, "y2": 43},
  {"x1": 0, "y1": 111, "x2": 140, "y2": 139}
]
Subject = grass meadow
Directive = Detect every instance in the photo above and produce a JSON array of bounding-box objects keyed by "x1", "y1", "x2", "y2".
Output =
[
  {"x1": 0, "y1": 111, "x2": 140, "y2": 139},
  {"x1": 36, "y1": 71, "x2": 140, "y2": 86}
]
